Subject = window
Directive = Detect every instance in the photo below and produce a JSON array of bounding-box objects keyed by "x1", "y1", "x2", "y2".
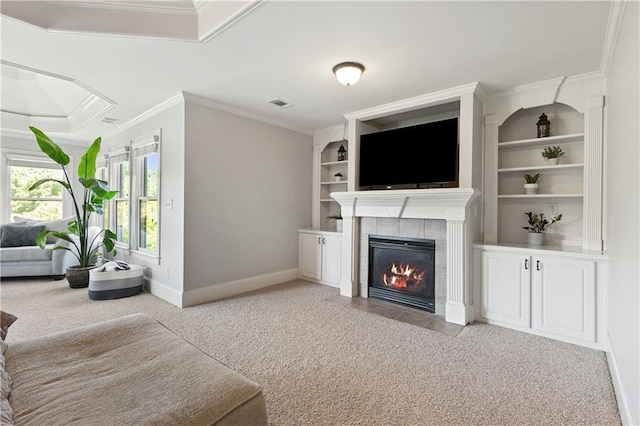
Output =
[
  {"x1": 95, "y1": 155, "x2": 109, "y2": 230},
  {"x1": 132, "y1": 135, "x2": 160, "y2": 254},
  {"x1": 109, "y1": 148, "x2": 130, "y2": 246},
  {"x1": 7, "y1": 155, "x2": 65, "y2": 221}
]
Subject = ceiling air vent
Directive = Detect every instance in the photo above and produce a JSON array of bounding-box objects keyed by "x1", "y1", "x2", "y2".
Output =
[
  {"x1": 101, "y1": 117, "x2": 119, "y2": 124},
  {"x1": 269, "y1": 98, "x2": 293, "y2": 108}
]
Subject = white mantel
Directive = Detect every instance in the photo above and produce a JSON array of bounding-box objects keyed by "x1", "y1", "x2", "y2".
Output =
[{"x1": 332, "y1": 188, "x2": 481, "y2": 325}]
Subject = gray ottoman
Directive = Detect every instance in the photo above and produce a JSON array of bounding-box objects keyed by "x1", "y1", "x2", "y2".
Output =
[{"x1": 88, "y1": 264, "x2": 144, "y2": 300}]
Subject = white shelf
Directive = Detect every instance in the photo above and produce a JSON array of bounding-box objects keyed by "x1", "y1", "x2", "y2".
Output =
[
  {"x1": 498, "y1": 133, "x2": 584, "y2": 149},
  {"x1": 498, "y1": 164, "x2": 584, "y2": 173},
  {"x1": 320, "y1": 198, "x2": 338, "y2": 202},
  {"x1": 498, "y1": 194, "x2": 583, "y2": 199},
  {"x1": 321, "y1": 181, "x2": 348, "y2": 185},
  {"x1": 320, "y1": 160, "x2": 349, "y2": 167}
]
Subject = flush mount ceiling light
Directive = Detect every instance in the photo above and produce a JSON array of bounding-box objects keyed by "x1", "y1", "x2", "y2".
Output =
[{"x1": 332, "y1": 62, "x2": 365, "y2": 86}]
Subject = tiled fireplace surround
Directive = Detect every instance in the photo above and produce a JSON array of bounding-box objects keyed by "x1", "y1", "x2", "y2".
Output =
[
  {"x1": 332, "y1": 188, "x2": 481, "y2": 326},
  {"x1": 359, "y1": 217, "x2": 447, "y2": 315}
]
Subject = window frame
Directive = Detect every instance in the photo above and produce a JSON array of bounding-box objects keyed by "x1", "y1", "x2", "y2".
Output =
[
  {"x1": 3, "y1": 152, "x2": 73, "y2": 223},
  {"x1": 131, "y1": 132, "x2": 161, "y2": 258},
  {"x1": 108, "y1": 147, "x2": 131, "y2": 249}
]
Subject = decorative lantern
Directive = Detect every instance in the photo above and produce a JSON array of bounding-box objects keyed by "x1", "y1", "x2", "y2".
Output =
[
  {"x1": 536, "y1": 113, "x2": 550, "y2": 138},
  {"x1": 337, "y1": 144, "x2": 347, "y2": 161}
]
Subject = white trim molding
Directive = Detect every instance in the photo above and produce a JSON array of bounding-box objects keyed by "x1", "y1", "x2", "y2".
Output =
[
  {"x1": 600, "y1": 1, "x2": 627, "y2": 77},
  {"x1": 606, "y1": 333, "x2": 635, "y2": 425},
  {"x1": 144, "y1": 276, "x2": 183, "y2": 308},
  {"x1": 181, "y1": 268, "x2": 299, "y2": 307}
]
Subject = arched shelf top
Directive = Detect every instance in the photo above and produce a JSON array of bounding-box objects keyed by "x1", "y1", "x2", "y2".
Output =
[{"x1": 498, "y1": 102, "x2": 584, "y2": 143}]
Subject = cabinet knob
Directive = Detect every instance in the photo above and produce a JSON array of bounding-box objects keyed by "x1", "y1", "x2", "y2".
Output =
[
  {"x1": 318, "y1": 237, "x2": 322, "y2": 244},
  {"x1": 322, "y1": 237, "x2": 326, "y2": 244},
  {"x1": 536, "y1": 260, "x2": 541, "y2": 271},
  {"x1": 524, "y1": 259, "x2": 529, "y2": 270}
]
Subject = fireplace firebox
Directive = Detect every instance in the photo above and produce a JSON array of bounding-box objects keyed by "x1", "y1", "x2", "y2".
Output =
[{"x1": 368, "y1": 235, "x2": 435, "y2": 313}]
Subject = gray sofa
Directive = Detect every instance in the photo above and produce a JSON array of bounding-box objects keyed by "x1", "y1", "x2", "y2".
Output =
[{"x1": 0, "y1": 217, "x2": 75, "y2": 279}]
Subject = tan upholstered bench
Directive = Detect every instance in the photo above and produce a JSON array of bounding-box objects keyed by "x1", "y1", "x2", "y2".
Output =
[{"x1": 6, "y1": 314, "x2": 268, "y2": 425}]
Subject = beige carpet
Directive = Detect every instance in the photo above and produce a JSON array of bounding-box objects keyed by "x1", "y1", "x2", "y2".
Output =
[{"x1": 1, "y1": 278, "x2": 620, "y2": 425}]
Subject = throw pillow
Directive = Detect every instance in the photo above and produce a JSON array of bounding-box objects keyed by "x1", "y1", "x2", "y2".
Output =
[
  {"x1": 0, "y1": 225, "x2": 45, "y2": 248},
  {"x1": 11, "y1": 216, "x2": 73, "y2": 244},
  {"x1": 0, "y1": 311, "x2": 18, "y2": 340}
]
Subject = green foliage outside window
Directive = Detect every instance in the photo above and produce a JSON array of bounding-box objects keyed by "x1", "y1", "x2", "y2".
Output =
[{"x1": 10, "y1": 166, "x2": 64, "y2": 220}]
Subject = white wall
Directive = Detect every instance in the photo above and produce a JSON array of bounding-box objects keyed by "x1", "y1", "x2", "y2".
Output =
[
  {"x1": 183, "y1": 100, "x2": 312, "y2": 297},
  {"x1": 0, "y1": 133, "x2": 87, "y2": 224},
  {"x1": 101, "y1": 101, "x2": 186, "y2": 302},
  {"x1": 605, "y1": 2, "x2": 640, "y2": 424}
]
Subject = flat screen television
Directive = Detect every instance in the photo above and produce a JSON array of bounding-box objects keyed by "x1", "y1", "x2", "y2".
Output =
[{"x1": 359, "y1": 118, "x2": 459, "y2": 189}]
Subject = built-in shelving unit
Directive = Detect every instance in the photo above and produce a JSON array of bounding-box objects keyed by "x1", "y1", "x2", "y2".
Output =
[
  {"x1": 312, "y1": 125, "x2": 349, "y2": 231},
  {"x1": 495, "y1": 103, "x2": 586, "y2": 247},
  {"x1": 483, "y1": 77, "x2": 605, "y2": 251}
]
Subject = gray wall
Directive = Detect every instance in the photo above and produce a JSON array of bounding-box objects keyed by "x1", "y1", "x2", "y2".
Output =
[
  {"x1": 605, "y1": 2, "x2": 639, "y2": 423},
  {"x1": 102, "y1": 101, "x2": 186, "y2": 296},
  {"x1": 183, "y1": 100, "x2": 312, "y2": 291}
]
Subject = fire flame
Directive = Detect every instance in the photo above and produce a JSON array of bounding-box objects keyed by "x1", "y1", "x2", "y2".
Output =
[{"x1": 382, "y1": 263, "x2": 426, "y2": 289}]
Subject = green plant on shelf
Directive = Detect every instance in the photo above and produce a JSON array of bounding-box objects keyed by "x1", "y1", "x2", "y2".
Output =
[
  {"x1": 522, "y1": 211, "x2": 563, "y2": 233},
  {"x1": 542, "y1": 146, "x2": 565, "y2": 159},
  {"x1": 524, "y1": 173, "x2": 542, "y2": 184}
]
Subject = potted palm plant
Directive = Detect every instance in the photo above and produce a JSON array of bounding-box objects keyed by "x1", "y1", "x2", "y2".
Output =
[
  {"x1": 29, "y1": 127, "x2": 118, "y2": 288},
  {"x1": 522, "y1": 211, "x2": 562, "y2": 246}
]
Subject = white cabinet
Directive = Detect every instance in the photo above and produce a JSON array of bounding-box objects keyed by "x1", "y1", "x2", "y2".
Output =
[
  {"x1": 475, "y1": 244, "x2": 605, "y2": 349},
  {"x1": 532, "y1": 255, "x2": 595, "y2": 342},
  {"x1": 481, "y1": 251, "x2": 531, "y2": 328},
  {"x1": 299, "y1": 230, "x2": 341, "y2": 287}
]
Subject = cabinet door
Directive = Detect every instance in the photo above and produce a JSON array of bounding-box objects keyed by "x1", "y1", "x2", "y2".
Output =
[
  {"x1": 321, "y1": 234, "x2": 342, "y2": 286},
  {"x1": 532, "y1": 256, "x2": 596, "y2": 342},
  {"x1": 481, "y1": 251, "x2": 531, "y2": 327},
  {"x1": 300, "y1": 233, "x2": 322, "y2": 280}
]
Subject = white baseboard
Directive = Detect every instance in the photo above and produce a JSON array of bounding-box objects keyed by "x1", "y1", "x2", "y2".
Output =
[
  {"x1": 144, "y1": 276, "x2": 183, "y2": 308},
  {"x1": 181, "y1": 268, "x2": 299, "y2": 307},
  {"x1": 606, "y1": 332, "x2": 635, "y2": 425}
]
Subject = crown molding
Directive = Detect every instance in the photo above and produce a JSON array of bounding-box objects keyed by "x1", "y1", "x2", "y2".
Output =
[
  {"x1": 104, "y1": 94, "x2": 185, "y2": 139},
  {"x1": 198, "y1": 0, "x2": 265, "y2": 43},
  {"x1": 57, "y1": 1, "x2": 197, "y2": 15},
  {"x1": 600, "y1": 0, "x2": 627, "y2": 77},
  {"x1": 182, "y1": 92, "x2": 314, "y2": 136},
  {"x1": 344, "y1": 82, "x2": 479, "y2": 121}
]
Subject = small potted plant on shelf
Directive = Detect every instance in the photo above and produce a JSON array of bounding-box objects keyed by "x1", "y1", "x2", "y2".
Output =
[
  {"x1": 522, "y1": 211, "x2": 563, "y2": 246},
  {"x1": 542, "y1": 146, "x2": 565, "y2": 165},
  {"x1": 327, "y1": 212, "x2": 343, "y2": 232},
  {"x1": 334, "y1": 172, "x2": 343, "y2": 182},
  {"x1": 524, "y1": 173, "x2": 542, "y2": 194}
]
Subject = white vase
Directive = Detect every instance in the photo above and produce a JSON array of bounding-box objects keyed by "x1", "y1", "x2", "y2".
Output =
[
  {"x1": 335, "y1": 219, "x2": 343, "y2": 233},
  {"x1": 548, "y1": 158, "x2": 559, "y2": 165},
  {"x1": 524, "y1": 183, "x2": 539, "y2": 194},
  {"x1": 527, "y1": 233, "x2": 544, "y2": 246}
]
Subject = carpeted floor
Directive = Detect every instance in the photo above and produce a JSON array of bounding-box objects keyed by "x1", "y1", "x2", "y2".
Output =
[{"x1": 1, "y1": 278, "x2": 621, "y2": 425}]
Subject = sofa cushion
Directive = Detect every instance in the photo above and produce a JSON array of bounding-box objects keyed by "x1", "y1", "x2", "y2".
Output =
[
  {"x1": 5, "y1": 314, "x2": 268, "y2": 425},
  {"x1": 0, "y1": 245, "x2": 53, "y2": 262},
  {"x1": 0, "y1": 225, "x2": 45, "y2": 248}
]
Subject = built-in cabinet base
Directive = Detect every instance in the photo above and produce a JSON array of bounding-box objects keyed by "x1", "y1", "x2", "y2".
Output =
[
  {"x1": 299, "y1": 229, "x2": 342, "y2": 288},
  {"x1": 474, "y1": 243, "x2": 607, "y2": 349}
]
